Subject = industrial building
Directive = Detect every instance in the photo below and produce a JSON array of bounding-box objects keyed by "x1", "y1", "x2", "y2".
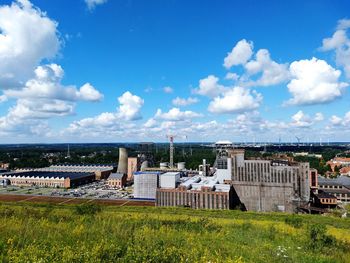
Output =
[
  {"x1": 156, "y1": 173, "x2": 236, "y2": 209},
  {"x1": 133, "y1": 171, "x2": 162, "y2": 199},
  {"x1": 318, "y1": 175, "x2": 350, "y2": 204},
  {"x1": 212, "y1": 141, "x2": 310, "y2": 212},
  {"x1": 34, "y1": 164, "x2": 114, "y2": 180},
  {"x1": 0, "y1": 171, "x2": 95, "y2": 188},
  {"x1": 107, "y1": 173, "x2": 127, "y2": 188}
]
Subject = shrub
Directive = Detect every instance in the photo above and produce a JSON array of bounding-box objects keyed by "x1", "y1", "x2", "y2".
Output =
[
  {"x1": 284, "y1": 216, "x2": 303, "y2": 228},
  {"x1": 307, "y1": 224, "x2": 336, "y2": 250},
  {"x1": 74, "y1": 203, "x2": 102, "y2": 215}
]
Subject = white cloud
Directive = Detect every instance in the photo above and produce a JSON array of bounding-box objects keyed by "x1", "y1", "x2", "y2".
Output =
[
  {"x1": 285, "y1": 57, "x2": 348, "y2": 105},
  {"x1": 290, "y1": 111, "x2": 313, "y2": 128},
  {"x1": 244, "y1": 49, "x2": 289, "y2": 86},
  {"x1": 163, "y1": 86, "x2": 173, "y2": 94},
  {"x1": 193, "y1": 75, "x2": 227, "y2": 98},
  {"x1": 0, "y1": 0, "x2": 60, "y2": 88},
  {"x1": 223, "y1": 39, "x2": 253, "y2": 69},
  {"x1": 85, "y1": 0, "x2": 108, "y2": 10},
  {"x1": 4, "y1": 64, "x2": 103, "y2": 102},
  {"x1": 144, "y1": 118, "x2": 157, "y2": 128},
  {"x1": 172, "y1": 96, "x2": 199, "y2": 106},
  {"x1": 155, "y1": 107, "x2": 202, "y2": 121},
  {"x1": 225, "y1": 72, "x2": 239, "y2": 81},
  {"x1": 0, "y1": 94, "x2": 7, "y2": 103},
  {"x1": 117, "y1": 91, "x2": 144, "y2": 121},
  {"x1": 78, "y1": 83, "x2": 104, "y2": 102},
  {"x1": 330, "y1": 115, "x2": 343, "y2": 126},
  {"x1": 320, "y1": 19, "x2": 350, "y2": 78},
  {"x1": 208, "y1": 86, "x2": 262, "y2": 114},
  {"x1": 314, "y1": 112, "x2": 324, "y2": 121}
]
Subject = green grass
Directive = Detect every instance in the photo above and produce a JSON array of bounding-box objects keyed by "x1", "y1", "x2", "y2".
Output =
[{"x1": 0, "y1": 202, "x2": 349, "y2": 263}]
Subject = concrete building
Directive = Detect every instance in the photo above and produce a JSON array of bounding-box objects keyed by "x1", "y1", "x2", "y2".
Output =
[
  {"x1": 318, "y1": 175, "x2": 350, "y2": 204},
  {"x1": 133, "y1": 171, "x2": 162, "y2": 199},
  {"x1": 0, "y1": 171, "x2": 95, "y2": 188},
  {"x1": 156, "y1": 175, "x2": 236, "y2": 209},
  {"x1": 159, "y1": 172, "x2": 181, "y2": 188},
  {"x1": 107, "y1": 173, "x2": 127, "y2": 188},
  {"x1": 214, "y1": 145, "x2": 310, "y2": 213},
  {"x1": 127, "y1": 157, "x2": 140, "y2": 181},
  {"x1": 34, "y1": 164, "x2": 114, "y2": 180}
]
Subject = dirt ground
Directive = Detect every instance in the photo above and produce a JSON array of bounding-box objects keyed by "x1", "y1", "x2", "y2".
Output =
[{"x1": 0, "y1": 194, "x2": 155, "y2": 207}]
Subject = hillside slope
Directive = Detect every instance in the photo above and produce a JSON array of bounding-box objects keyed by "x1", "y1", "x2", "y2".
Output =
[{"x1": 0, "y1": 203, "x2": 349, "y2": 262}]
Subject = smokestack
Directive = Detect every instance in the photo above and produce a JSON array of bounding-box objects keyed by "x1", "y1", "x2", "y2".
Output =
[
  {"x1": 203, "y1": 159, "x2": 206, "y2": 176},
  {"x1": 117, "y1": 148, "x2": 128, "y2": 174}
]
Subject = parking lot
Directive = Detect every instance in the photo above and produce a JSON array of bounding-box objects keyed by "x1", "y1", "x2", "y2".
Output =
[{"x1": 0, "y1": 180, "x2": 134, "y2": 200}]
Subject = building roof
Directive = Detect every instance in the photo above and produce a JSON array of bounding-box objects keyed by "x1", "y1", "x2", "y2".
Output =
[
  {"x1": 0, "y1": 171, "x2": 93, "y2": 180},
  {"x1": 161, "y1": 172, "x2": 180, "y2": 176},
  {"x1": 108, "y1": 173, "x2": 125, "y2": 180},
  {"x1": 318, "y1": 175, "x2": 350, "y2": 187},
  {"x1": 315, "y1": 190, "x2": 337, "y2": 199},
  {"x1": 340, "y1": 166, "x2": 350, "y2": 174}
]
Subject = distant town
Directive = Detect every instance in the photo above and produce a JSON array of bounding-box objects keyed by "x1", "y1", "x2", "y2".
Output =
[{"x1": 0, "y1": 141, "x2": 349, "y2": 215}]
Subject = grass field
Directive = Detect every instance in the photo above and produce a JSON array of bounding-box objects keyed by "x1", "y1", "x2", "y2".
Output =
[{"x1": 0, "y1": 202, "x2": 349, "y2": 263}]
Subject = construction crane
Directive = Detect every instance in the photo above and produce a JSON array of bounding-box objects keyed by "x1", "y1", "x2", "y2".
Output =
[{"x1": 166, "y1": 134, "x2": 176, "y2": 168}]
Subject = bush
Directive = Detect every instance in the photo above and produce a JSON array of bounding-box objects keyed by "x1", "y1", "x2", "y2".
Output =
[
  {"x1": 307, "y1": 224, "x2": 336, "y2": 250},
  {"x1": 75, "y1": 203, "x2": 102, "y2": 215},
  {"x1": 285, "y1": 216, "x2": 303, "y2": 228}
]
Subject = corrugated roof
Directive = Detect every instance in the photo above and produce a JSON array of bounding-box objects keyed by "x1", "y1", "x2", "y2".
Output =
[{"x1": 0, "y1": 171, "x2": 93, "y2": 180}]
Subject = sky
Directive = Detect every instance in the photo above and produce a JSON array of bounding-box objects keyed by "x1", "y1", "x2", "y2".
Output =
[{"x1": 0, "y1": 0, "x2": 350, "y2": 143}]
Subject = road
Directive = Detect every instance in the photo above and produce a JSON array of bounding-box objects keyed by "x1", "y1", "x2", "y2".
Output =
[{"x1": 0, "y1": 194, "x2": 155, "y2": 207}]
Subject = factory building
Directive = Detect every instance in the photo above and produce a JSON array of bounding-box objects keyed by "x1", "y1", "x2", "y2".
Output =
[
  {"x1": 34, "y1": 164, "x2": 114, "y2": 180},
  {"x1": 214, "y1": 141, "x2": 310, "y2": 213},
  {"x1": 133, "y1": 171, "x2": 162, "y2": 199},
  {"x1": 0, "y1": 171, "x2": 95, "y2": 188},
  {"x1": 156, "y1": 174, "x2": 236, "y2": 209},
  {"x1": 318, "y1": 175, "x2": 350, "y2": 204},
  {"x1": 107, "y1": 173, "x2": 127, "y2": 188}
]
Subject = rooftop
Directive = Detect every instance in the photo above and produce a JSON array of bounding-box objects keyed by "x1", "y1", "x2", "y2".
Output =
[
  {"x1": 108, "y1": 173, "x2": 125, "y2": 180},
  {"x1": 0, "y1": 171, "x2": 94, "y2": 180}
]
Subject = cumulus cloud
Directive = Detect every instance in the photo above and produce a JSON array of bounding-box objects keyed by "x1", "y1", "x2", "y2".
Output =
[
  {"x1": 330, "y1": 115, "x2": 343, "y2": 126},
  {"x1": 117, "y1": 91, "x2": 144, "y2": 121},
  {"x1": 314, "y1": 112, "x2": 324, "y2": 121},
  {"x1": 4, "y1": 64, "x2": 103, "y2": 102},
  {"x1": 223, "y1": 39, "x2": 253, "y2": 69},
  {"x1": 225, "y1": 72, "x2": 239, "y2": 81},
  {"x1": 154, "y1": 107, "x2": 202, "y2": 121},
  {"x1": 244, "y1": 49, "x2": 289, "y2": 86},
  {"x1": 172, "y1": 97, "x2": 199, "y2": 106},
  {"x1": 290, "y1": 111, "x2": 313, "y2": 128},
  {"x1": 320, "y1": 19, "x2": 350, "y2": 78},
  {"x1": 64, "y1": 91, "x2": 144, "y2": 137},
  {"x1": 0, "y1": 0, "x2": 60, "y2": 88},
  {"x1": 208, "y1": 87, "x2": 262, "y2": 114},
  {"x1": 163, "y1": 86, "x2": 173, "y2": 94},
  {"x1": 0, "y1": 94, "x2": 7, "y2": 103},
  {"x1": 193, "y1": 75, "x2": 227, "y2": 98},
  {"x1": 285, "y1": 57, "x2": 348, "y2": 105},
  {"x1": 85, "y1": 0, "x2": 108, "y2": 10}
]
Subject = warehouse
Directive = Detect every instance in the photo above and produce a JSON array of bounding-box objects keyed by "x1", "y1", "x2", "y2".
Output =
[
  {"x1": 0, "y1": 171, "x2": 95, "y2": 188},
  {"x1": 34, "y1": 164, "x2": 115, "y2": 180}
]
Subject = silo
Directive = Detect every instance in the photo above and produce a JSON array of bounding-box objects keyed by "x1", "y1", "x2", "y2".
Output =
[
  {"x1": 117, "y1": 148, "x2": 128, "y2": 174},
  {"x1": 177, "y1": 162, "x2": 186, "y2": 170}
]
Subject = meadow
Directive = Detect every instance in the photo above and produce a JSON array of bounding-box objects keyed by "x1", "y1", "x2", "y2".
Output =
[{"x1": 0, "y1": 202, "x2": 349, "y2": 263}]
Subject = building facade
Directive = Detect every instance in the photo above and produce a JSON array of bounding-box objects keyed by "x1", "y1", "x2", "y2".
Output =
[{"x1": 215, "y1": 148, "x2": 310, "y2": 213}]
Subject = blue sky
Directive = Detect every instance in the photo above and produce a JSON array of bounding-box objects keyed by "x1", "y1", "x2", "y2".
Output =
[{"x1": 0, "y1": 0, "x2": 350, "y2": 143}]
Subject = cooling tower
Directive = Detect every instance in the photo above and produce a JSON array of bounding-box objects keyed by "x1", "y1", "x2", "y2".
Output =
[
  {"x1": 117, "y1": 148, "x2": 128, "y2": 174},
  {"x1": 141, "y1": 160, "x2": 149, "y2": 170}
]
